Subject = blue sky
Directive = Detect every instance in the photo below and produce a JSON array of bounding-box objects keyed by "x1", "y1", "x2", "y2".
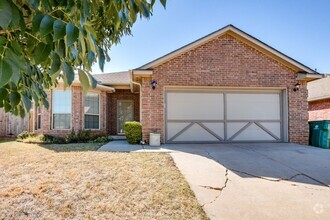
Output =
[{"x1": 92, "y1": 0, "x2": 330, "y2": 74}]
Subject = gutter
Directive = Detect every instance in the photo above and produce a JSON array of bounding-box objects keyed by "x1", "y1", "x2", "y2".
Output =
[{"x1": 57, "y1": 80, "x2": 116, "y2": 92}]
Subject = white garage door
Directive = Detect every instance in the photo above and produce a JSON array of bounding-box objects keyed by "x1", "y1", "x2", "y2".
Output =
[{"x1": 165, "y1": 90, "x2": 283, "y2": 143}]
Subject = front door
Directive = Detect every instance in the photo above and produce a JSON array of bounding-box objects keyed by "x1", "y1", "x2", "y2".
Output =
[{"x1": 117, "y1": 100, "x2": 134, "y2": 134}]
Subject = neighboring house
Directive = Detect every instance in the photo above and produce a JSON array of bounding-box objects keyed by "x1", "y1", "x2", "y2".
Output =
[
  {"x1": 4, "y1": 25, "x2": 322, "y2": 144},
  {"x1": 308, "y1": 75, "x2": 330, "y2": 121}
]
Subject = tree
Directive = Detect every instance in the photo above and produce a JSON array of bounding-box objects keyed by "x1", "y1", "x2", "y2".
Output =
[{"x1": 0, "y1": 0, "x2": 166, "y2": 117}]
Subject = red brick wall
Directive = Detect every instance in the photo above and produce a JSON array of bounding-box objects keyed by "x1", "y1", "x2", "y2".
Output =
[
  {"x1": 35, "y1": 86, "x2": 107, "y2": 137},
  {"x1": 107, "y1": 89, "x2": 140, "y2": 135},
  {"x1": 140, "y1": 33, "x2": 309, "y2": 145},
  {"x1": 309, "y1": 98, "x2": 330, "y2": 121}
]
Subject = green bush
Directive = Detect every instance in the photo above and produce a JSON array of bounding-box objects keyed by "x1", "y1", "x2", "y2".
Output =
[
  {"x1": 41, "y1": 134, "x2": 54, "y2": 143},
  {"x1": 76, "y1": 129, "x2": 92, "y2": 142},
  {"x1": 41, "y1": 134, "x2": 66, "y2": 144},
  {"x1": 17, "y1": 131, "x2": 35, "y2": 140},
  {"x1": 93, "y1": 136, "x2": 112, "y2": 143},
  {"x1": 124, "y1": 121, "x2": 142, "y2": 144},
  {"x1": 65, "y1": 128, "x2": 77, "y2": 143}
]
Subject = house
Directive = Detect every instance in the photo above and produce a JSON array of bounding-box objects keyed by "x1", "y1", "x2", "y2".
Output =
[
  {"x1": 308, "y1": 75, "x2": 330, "y2": 121},
  {"x1": 13, "y1": 25, "x2": 323, "y2": 144}
]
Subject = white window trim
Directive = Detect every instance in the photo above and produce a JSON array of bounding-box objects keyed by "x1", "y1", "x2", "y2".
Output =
[
  {"x1": 52, "y1": 89, "x2": 72, "y2": 130},
  {"x1": 83, "y1": 92, "x2": 100, "y2": 130}
]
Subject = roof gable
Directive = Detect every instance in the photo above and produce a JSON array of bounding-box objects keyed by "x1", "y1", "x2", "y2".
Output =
[{"x1": 138, "y1": 25, "x2": 316, "y2": 73}]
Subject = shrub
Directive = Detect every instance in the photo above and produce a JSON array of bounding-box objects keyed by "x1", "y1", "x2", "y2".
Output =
[
  {"x1": 93, "y1": 136, "x2": 112, "y2": 143},
  {"x1": 17, "y1": 131, "x2": 35, "y2": 140},
  {"x1": 41, "y1": 134, "x2": 55, "y2": 143},
  {"x1": 65, "y1": 128, "x2": 77, "y2": 143},
  {"x1": 76, "y1": 129, "x2": 92, "y2": 142},
  {"x1": 41, "y1": 134, "x2": 66, "y2": 144},
  {"x1": 17, "y1": 131, "x2": 29, "y2": 140},
  {"x1": 124, "y1": 121, "x2": 142, "y2": 144}
]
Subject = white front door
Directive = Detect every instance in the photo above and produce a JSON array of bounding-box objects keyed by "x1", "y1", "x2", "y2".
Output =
[{"x1": 165, "y1": 90, "x2": 284, "y2": 143}]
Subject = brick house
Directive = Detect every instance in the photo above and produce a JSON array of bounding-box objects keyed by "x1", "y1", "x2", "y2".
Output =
[
  {"x1": 308, "y1": 75, "x2": 330, "y2": 121},
  {"x1": 26, "y1": 25, "x2": 321, "y2": 145}
]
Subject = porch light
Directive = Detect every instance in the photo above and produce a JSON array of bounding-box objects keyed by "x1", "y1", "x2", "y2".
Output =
[
  {"x1": 293, "y1": 82, "x2": 300, "y2": 92},
  {"x1": 151, "y1": 80, "x2": 157, "y2": 90}
]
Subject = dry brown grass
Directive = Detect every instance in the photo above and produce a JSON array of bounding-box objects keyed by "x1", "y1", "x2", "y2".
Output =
[{"x1": 0, "y1": 140, "x2": 207, "y2": 220}]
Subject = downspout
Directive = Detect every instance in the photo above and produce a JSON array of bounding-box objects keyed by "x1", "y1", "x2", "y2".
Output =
[{"x1": 130, "y1": 70, "x2": 142, "y2": 122}]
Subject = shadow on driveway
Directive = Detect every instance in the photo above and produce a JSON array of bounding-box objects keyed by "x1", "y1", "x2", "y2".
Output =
[{"x1": 163, "y1": 142, "x2": 330, "y2": 187}]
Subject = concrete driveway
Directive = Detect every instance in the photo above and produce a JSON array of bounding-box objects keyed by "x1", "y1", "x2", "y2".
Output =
[{"x1": 166, "y1": 143, "x2": 330, "y2": 220}]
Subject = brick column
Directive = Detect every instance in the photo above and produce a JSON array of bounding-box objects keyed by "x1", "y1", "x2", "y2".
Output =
[
  {"x1": 72, "y1": 86, "x2": 83, "y2": 131},
  {"x1": 288, "y1": 81, "x2": 309, "y2": 145},
  {"x1": 141, "y1": 77, "x2": 152, "y2": 142}
]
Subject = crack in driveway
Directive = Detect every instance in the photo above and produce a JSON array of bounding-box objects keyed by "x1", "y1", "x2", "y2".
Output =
[{"x1": 201, "y1": 168, "x2": 229, "y2": 207}]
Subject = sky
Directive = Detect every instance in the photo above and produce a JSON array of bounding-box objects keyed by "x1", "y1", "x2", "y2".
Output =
[{"x1": 92, "y1": 0, "x2": 330, "y2": 74}]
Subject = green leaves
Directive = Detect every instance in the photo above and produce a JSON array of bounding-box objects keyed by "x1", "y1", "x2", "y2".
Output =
[
  {"x1": 22, "y1": 94, "x2": 32, "y2": 112},
  {"x1": 50, "y1": 52, "x2": 61, "y2": 75},
  {"x1": 40, "y1": 15, "x2": 54, "y2": 36},
  {"x1": 9, "y1": 92, "x2": 20, "y2": 107},
  {"x1": 87, "y1": 71, "x2": 97, "y2": 88},
  {"x1": 0, "y1": 0, "x2": 12, "y2": 30},
  {"x1": 160, "y1": 0, "x2": 167, "y2": 8},
  {"x1": 32, "y1": 14, "x2": 44, "y2": 33},
  {"x1": 66, "y1": 23, "x2": 79, "y2": 46},
  {"x1": 33, "y1": 42, "x2": 52, "y2": 64},
  {"x1": 98, "y1": 47, "x2": 105, "y2": 72},
  {"x1": 0, "y1": 88, "x2": 8, "y2": 103},
  {"x1": 53, "y1": 20, "x2": 66, "y2": 41},
  {"x1": 78, "y1": 69, "x2": 90, "y2": 92},
  {"x1": 0, "y1": 59, "x2": 12, "y2": 87},
  {"x1": 61, "y1": 62, "x2": 74, "y2": 85},
  {"x1": 0, "y1": 0, "x2": 166, "y2": 116}
]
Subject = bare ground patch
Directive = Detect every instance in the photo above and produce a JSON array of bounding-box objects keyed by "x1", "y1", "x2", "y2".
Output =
[{"x1": 0, "y1": 141, "x2": 207, "y2": 220}]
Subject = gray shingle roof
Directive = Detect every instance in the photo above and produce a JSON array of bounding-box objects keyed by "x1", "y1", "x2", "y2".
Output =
[{"x1": 92, "y1": 71, "x2": 131, "y2": 85}]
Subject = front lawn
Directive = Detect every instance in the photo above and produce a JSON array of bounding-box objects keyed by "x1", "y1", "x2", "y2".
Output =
[{"x1": 0, "y1": 140, "x2": 207, "y2": 219}]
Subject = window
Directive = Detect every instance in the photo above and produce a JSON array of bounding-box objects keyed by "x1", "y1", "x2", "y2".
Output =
[
  {"x1": 84, "y1": 93, "x2": 99, "y2": 129},
  {"x1": 53, "y1": 90, "x2": 72, "y2": 129},
  {"x1": 36, "y1": 108, "x2": 41, "y2": 130}
]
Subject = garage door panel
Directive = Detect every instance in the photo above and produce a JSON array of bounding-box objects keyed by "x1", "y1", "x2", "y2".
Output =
[
  {"x1": 173, "y1": 123, "x2": 219, "y2": 142},
  {"x1": 167, "y1": 122, "x2": 191, "y2": 140},
  {"x1": 167, "y1": 92, "x2": 224, "y2": 120},
  {"x1": 227, "y1": 122, "x2": 249, "y2": 140},
  {"x1": 203, "y1": 123, "x2": 224, "y2": 140},
  {"x1": 227, "y1": 93, "x2": 281, "y2": 120},
  {"x1": 231, "y1": 123, "x2": 278, "y2": 141},
  {"x1": 258, "y1": 122, "x2": 281, "y2": 139}
]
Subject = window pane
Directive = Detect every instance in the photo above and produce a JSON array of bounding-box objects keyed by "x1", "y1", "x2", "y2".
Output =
[
  {"x1": 53, "y1": 114, "x2": 71, "y2": 129},
  {"x1": 53, "y1": 90, "x2": 72, "y2": 113},
  {"x1": 37, "y1": 115, "x2": 41, "y2": 129},
  {"x1": 84, "y1": 93, "x2": 99, "y2": 114},
  {"x1": 84, "y1": 115, "x2": 99, "y2": 129}
]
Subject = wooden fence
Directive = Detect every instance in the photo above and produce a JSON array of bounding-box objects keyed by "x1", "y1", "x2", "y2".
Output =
[{"x1": 0, "y1": 108, "x2": 30, "y2": 137}]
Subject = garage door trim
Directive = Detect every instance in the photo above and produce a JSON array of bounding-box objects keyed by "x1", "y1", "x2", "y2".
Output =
[{"x1": 165, "y1": 89, "x2": 285, "y2": 143}]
